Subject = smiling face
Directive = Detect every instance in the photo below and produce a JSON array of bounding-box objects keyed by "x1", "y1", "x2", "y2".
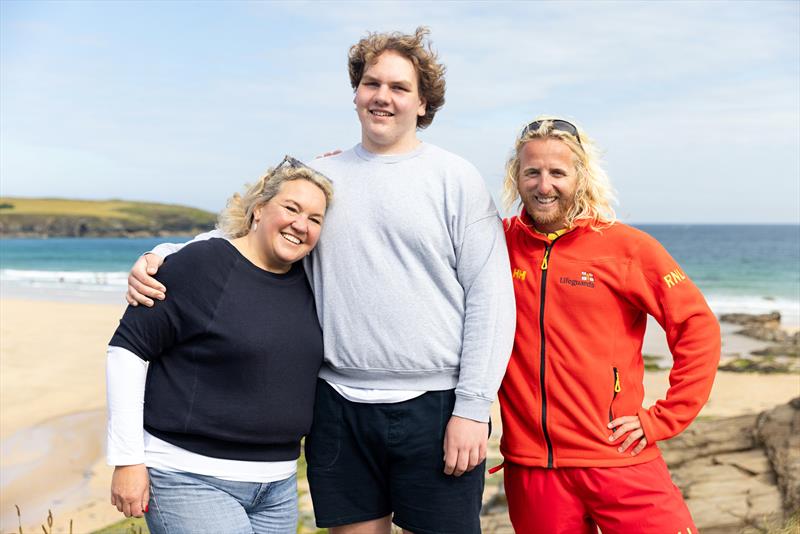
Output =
[
  {"x1": 517, "y1": 138, "x2": 579, "y2": 234},
  {"x1": 253, "y1": 179, "x2": 327, "y2": 273},
  {"x1": 354, "y1": 50, "x2": 427, "y2": 154}
]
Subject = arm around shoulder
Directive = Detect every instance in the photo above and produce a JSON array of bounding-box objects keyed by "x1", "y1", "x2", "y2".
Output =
[
  {"x1": 128, "y1": 229, "x2": 225, "y2": 306},
  {"x1": 115, "y1": 239, "x2": 227, "y2": 361}
]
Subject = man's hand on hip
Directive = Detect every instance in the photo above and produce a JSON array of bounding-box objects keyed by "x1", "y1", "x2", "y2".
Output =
[
  {"x1": 443, "y1": 415, "x2": 488, "y2": 477},
  {"x1": 608, "y1": 415, "x2": 648, "y2": 456}
]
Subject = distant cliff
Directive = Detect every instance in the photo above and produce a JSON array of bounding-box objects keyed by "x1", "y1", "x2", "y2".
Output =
[{"x1": 0, "y1": 197, "x2": 217, "y2": 237}]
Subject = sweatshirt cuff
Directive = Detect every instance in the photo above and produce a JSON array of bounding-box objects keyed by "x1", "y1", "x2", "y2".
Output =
[
  {"x1": 106, "y1": 454, "x2": 146, "y2": 467},
  {"x1": 149, "y1": 244, "x2": 173, "y2": 259},
  {"x1": 452, "y1": 394, "x2": 492, "y2": 423},
  {"x1": 637, "y1": 406, "x2": 663, "y2": 443}
]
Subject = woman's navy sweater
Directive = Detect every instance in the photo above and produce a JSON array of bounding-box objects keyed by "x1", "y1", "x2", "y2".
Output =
[{"x1": 110, "y1": 238, "x2": 323, "y2": 461}]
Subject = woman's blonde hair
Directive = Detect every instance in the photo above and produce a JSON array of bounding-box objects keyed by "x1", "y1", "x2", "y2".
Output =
[
  {"x1": 348, "y1": 26, "x2": 445, "y2": 129},
  {"x1": 501, "y1": 116, "x2": 616, "y2": 230},
  {"x1": 217, "y1": 158, "x2": 333, "y2": 238}
]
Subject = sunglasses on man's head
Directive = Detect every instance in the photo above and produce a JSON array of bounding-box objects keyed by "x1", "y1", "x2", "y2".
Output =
[{"x1": 521, "y1": 119, "x2": 582, "y2": 146}]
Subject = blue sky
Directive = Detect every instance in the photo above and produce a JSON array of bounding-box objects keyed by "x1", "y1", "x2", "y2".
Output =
[{"x1": 2, "y1": 0, "x2": 798, "y2": 223}]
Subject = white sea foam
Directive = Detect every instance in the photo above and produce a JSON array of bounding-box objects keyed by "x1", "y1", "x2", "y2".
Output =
[
  {"x1": 2, "y1": 270, "x2": 798, "y2": 327},
  {"x1": 0, "y1": 269, "x2": 128, "y2": 292}
]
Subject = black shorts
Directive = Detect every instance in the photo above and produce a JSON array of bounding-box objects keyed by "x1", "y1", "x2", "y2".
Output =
[{"x1": 305, "y1": 379, "x2": 485, "y2": 534}]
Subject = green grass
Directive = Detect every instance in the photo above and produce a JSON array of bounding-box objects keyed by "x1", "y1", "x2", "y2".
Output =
[
  {"x1": 92, "y1": 517, "x2": 148, "y2": 534},
  {"x1": 0, "y1": 196, "x2": 216, "y2": 236},
  {"x1": 0, "y1": 197, "x2": 214, "y2": 223},
  {"x1": 643, "y1": 354, "x2": 666, "y2": 371},
  {"x1": 766, "y1": 511, "x2": 799, "y2": 534}
]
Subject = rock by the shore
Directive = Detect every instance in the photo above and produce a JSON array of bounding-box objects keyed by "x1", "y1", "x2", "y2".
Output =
[
  {"x1": 660, "y1": 398, "x2": 800, "y2": 533},
  {"x1": 720, "y1": 311, "x2": 782, "y2": 328},
  {"x1": 719, "y1": 357, "x2": 800, "y2": 374},
  {"x1": 756, "y1": 398, "x2": 800, "y2": 515},
  {"x1": 476, "y1": 399, "x2": 800, "y2": 533},
  {"x1": 736, "y1": 325, "x2": 790, "y2": 343},
  {"x1": 752, "y1": 344, "x2": 800, "y2": 358},
  {"x1": 0, "y1": 215, "x2": 215, "y2": 238},
  {"x1": 719, "y1": 312, "x2": 799, "y2": 370}
]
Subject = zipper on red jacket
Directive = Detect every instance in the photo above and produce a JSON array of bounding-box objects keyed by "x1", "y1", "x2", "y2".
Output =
[
  {"x1": 538, "y1": 239, "x2": 559, "y2": 468},
  {"x1": 608, "y1": 367, "x2": 621, "y2": 422}
]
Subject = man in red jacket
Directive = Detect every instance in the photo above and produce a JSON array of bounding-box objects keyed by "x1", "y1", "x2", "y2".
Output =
[{"x1": 498, "y1": 117, "x2": 720, "y2": 533}]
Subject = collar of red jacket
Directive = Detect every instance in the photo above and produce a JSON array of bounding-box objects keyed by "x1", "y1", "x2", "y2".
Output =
[{"x1": 510, "y1": 208, "x2": 593, "y2": 243}]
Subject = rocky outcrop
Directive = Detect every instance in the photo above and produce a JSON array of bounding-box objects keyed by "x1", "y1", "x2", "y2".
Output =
[
  {"x1": 719, "y1": 312, "x2": 799, "y2": 373},
  {"x1": 720, "y1": 357, "x2": 800, "y2": 374},
  {"x1": 0, "y1": 213, "x2": 215, "y2": 237},
  {"x1": 756, "y1": 398, "x2": 800, "y2": 515},
  {"x1": 720, "y1": 312, "x2": 782, "y2": 328},
  {"x1": 737, "y1": 325, "x2": 791, "y2": 343},
  {"x1": 661, "y1": 399, "x2": 800, "y2": 533},
  {"x1": 476, "y1": 399, "x2": 800, "y2": 533}
]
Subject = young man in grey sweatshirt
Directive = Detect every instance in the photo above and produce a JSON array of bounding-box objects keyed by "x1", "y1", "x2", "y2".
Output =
[{"x1": 126, "y1": 27, "x2": 515, "y2": 534}]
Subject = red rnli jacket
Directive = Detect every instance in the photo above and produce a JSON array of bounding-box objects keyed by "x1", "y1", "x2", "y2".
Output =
[{"x1": 499, "y1": 213, "x2": 720, "y2": 468}]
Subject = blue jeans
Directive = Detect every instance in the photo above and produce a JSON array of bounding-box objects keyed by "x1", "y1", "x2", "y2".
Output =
[{"x1": 145, "y1": 468, "x2": 298, "y2": 534}]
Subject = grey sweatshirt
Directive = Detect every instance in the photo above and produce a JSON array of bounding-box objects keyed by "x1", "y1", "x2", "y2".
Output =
[{"x1": 153, "y1": 143, "x2": 515, "y2": 422}]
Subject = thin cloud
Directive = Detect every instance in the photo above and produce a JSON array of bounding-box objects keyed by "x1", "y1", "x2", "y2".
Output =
[{"x1": 1, "y1": 1, "x2": 798, "y2": 223}]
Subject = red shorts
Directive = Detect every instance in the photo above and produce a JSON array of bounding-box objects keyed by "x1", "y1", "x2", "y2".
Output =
[{"x1": 503, "y1": 457, "x2": 696, "y2": 534}]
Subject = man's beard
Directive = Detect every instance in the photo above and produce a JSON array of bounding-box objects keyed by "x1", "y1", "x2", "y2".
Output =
[{"x1": 521, "y1": 193, "x2": 574, "y2": 228}]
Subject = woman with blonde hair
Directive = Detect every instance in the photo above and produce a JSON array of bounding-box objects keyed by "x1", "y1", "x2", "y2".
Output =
[{"x1": 106, "y1": 156, "x2": 332, "y2": 534}]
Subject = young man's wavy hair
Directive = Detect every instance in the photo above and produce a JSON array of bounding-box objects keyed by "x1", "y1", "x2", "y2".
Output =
[
  {"x1": 218, "y1": 161, "x2": 333, "y2": 239},
  {"x1": 348, "y1": 26, "x2": 446, "y2": 129},
  {"x1": 502, "y1": 116, "x2": 617, "y2": 230}
]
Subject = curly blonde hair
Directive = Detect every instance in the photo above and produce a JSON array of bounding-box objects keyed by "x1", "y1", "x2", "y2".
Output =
[
  {"x1": 502, "y1": 116, "x2": 616, "y2": 230},
  {"x1": 218, "y1": 161, "x2": 333, "y2": 239},
  {"x1": 348, "y1": 26, "x2": 446, "y2": 129}
]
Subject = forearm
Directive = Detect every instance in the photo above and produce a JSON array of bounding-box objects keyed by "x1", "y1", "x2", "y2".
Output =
[
  {"x1": 106, "y1": 346, "x2": 148, "y2": 465},
  {"x1": 453, "y1": 216, "x2": 516, "y2": 422},
  {"x1": 630, "y1": 241, "x2": 721, "y2": 441},
  {"x1": 639, "y1": 310, "x2": 721, "y2": 442}
]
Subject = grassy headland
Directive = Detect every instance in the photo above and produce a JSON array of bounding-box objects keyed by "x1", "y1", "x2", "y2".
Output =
[{"x1": 0, "y1": 197, "x2": 216, "y2": 237}]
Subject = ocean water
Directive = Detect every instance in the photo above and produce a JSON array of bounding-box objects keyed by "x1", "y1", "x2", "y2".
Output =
[
  {"x1": 1, "y1": 225, "x2": 799, "y2": 323},
  {"x1": 0, "y1": 237, "x2": 189, "y2": 302},
  {"x1": 638, "y1": 225, "x2": 800, "y2": 325}
]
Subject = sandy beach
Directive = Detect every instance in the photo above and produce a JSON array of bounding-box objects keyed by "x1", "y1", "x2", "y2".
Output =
[
  {"x1": 1, "y1": 298, "x2": 126, "y2": 533},
  {"x1": 1, "y1": 298, "x2": 798, "y2": 533}
]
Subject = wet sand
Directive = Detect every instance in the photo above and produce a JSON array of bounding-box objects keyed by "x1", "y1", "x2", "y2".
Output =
[
  {"x1": 1, "y1": 299, "x2": 125, "y2": 533},
  {"x1": 1, "y1": 298, "x2": 798, "y2": 533}
]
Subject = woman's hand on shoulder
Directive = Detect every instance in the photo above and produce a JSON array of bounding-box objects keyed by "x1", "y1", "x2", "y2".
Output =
[{"x1": 111, "y1": 463, "x2": 150, "y2": 517}]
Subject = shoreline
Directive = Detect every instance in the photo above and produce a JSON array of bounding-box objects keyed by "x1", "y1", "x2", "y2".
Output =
[
  {"x1": 4, "y1": 280, "x2": 799, "y2": 326},
  {"x1": 1, "y1": 297, "x2": 799, "y2": 533},
  {"x1": 0, "y1": 298, "x2": 126, "y2": 533}
]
